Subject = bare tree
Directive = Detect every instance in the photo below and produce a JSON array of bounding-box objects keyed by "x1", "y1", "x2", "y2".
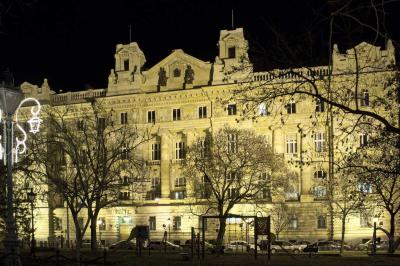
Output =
[
  {"x1": 32, "y1": 99, "x2": 152, "y2": 254},
  {"x1": 270, "y1": 202, "x2": 290, "y2": 240},
  {"x1": 183, "y1": 126, "x2": 285, "y2": 249}
]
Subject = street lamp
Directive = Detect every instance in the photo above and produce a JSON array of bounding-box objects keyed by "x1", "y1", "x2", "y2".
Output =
[
  {"x1": 167, "y1": 218, "x2": 171, "y2": 242},
  {"x1": 0, "y1": 82, "x2": 42, "y2": 265},
  {"x1": 27, "y1": 188, "x2": 37, "y2": 256}
]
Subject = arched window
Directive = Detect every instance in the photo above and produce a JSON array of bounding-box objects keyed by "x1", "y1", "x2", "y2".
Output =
[
  {"x1": 317, "y1": 215, "x2": 326, "y2": 229},
  {"x1": 173, "y1": 68, "x2": 181, "y2": 77}
]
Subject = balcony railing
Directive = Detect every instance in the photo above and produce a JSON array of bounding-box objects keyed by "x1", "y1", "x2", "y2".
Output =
[{"x1": 51, "y1": 89, "x2": 107, "y2": 105}]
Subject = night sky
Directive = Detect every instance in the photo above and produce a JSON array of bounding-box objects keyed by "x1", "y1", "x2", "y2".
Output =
[{"x1": 0, "y1": 0, "x2": 399, "y2": 92}]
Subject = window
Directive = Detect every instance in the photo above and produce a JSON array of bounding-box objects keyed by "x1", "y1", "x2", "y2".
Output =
[
  {"x1": 123, "y1": 59, "x2": 129, "y2": 71},
  {"x1": 317, "y1": 216, "x2": 326, "y2": 229},
  {"x1": 149, "y1": 216, "x2": 156, "y2": 231},
  {"x1": 80, "y1": 149, "x2": 88, "y2": 164},
  {"x1": 358, "y1": 182, "x2": 372, "y2": 193},
  {"x1": 173, "y1": 108, "x2": 181, "y2": 121},
  {"x1": 147, "y1": 111, "x2": 156, "y2": 123},
  {"x1": 314, "y1": 170, "x2": 327, "y2": 179},
  {"x1": 173, "y1": 68, "x2": 181, "y2": 77},
  {"x1": 288, "y1": 216, "x2": 298, "y2": 230},
  {"x1": 258, "y1": 188, "x2": 271, "y2": 200},
  {"x1": 78, "y1": 217, "x2": 84, "y2": 229},
  {"x1": 151, "y1": 143, "x2": 161, "y2": 161},
  {"x1": 227, "y1": 104, "x2": 237, "y2": 115},
  {"x1": 286, "y1": 101, "x2": 296, "y2": 114},
  {"x1": 97, "y1": 117, "x2": 106, "y2": 131},
  {"x1": 121, "y1": 176, "x2": 129, "y2": 185},
  {"x1": 286, "y1": 135, "x2": 297, "y2": 154},
  {"x1": 120, "y1": 112, "x2": 128, "y2": 124},
  {"x1": 314, "y1": 133, "x2": 326, "y2": 152},
  {"x1": 119, "y1": 191, "x2": 130, "y2": 200},
  {"x1": 54, "y1": 217, "x2": 62, "y2": 230},
  {"x1": 98, "y1": 217, "x2": 106, "y2": 231},
  {"x1": 227, "y1": 133, "x2": 237, "y2": 153},
  {"x1": 175, "y1": 177, "x2": 186, "y2": 187},
  {"x1": 314, "y1": 186, "x2": 327, "y2": 198},
  {"x1": 360, "y1": 214, "x2": 371, "y2": 228},
  {"x1": 228, "y1": 46, "x2": 236, "y2": 59},
  {"x1": 151, "y1": 177, "x2": 160, "y2": 189},
  {"x1": 198, "y1": 106, "x2": 207, "y2": 119},
  {"x1": 173, "y1": 191, "x2": 186, "y2": 199},
  {"x1": 315, "y1": 99, "x2": 325, "y2": 112},
  {"x1": 175, "y1": 142, "x2": 185, "y2": 159},
  {"x1": 227, "y1": 172, "x2": 236, "y2": 182},
  {"x1": 360, "y1": 90, "x2": 370, "y2": 106},
  {"x1": 121, "y1": 143, "x2": 129, "y2": 160},
  {"x1": 259, "y1": 102, "x2": 269, "y2": 116},
  {"x1": 77, "y1": 120, "x2": 85, "y2": 131},
  {"x1": 173, "y1": 216, "x2": 181, "y2": 230},
  {"x1": 360, "y1": 133, "x2": 368, "y2": 147},
  {"x1": 227, "y1": 187, "x2": 238, "y2": 198}
]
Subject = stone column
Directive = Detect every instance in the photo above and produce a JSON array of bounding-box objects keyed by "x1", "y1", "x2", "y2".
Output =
[{"x1": 160, "y1": 131, "x2": 172, "y2": 199}]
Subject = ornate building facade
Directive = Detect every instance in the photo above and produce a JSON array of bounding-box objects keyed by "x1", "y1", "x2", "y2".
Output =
[{"x1": 20, "y1": 28, "x2": 398, "y2": 247}]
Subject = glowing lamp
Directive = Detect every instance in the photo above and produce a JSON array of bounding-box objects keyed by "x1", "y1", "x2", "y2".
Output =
[{"x1": 28, "y1": 115, "x2": 42, "y2": 134}]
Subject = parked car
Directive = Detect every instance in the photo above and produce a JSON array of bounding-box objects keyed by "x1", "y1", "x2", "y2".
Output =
[
  {"x1": 109, "y1": 240, "x2": 136, "y2": 250},
  {"x1": 357, "y1": 239, "x2": 389, "y2": 251},
  {"x1": 271, "y1": 240, "x2": 302, "y2": 254},
  {"x1": 303, "y1": 241, "x2": 342, "y2": 252},
  {"x1": 81, "y1": 239, "x2": 102, "y2": 248},
  {"x1": 293, "y1": 240, "x2": 311, "y2": 250},
  {"x1": 332, "y1": 240, "x2": 352, "y2": 250},
  {"x1": 226, "y1": 241, "x2": 255, "y2": 252},
  {"x1": 147, "y1": 240, "x2": 182, "y2": 250}
]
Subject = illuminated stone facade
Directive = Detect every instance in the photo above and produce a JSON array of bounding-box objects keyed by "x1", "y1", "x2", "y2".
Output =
[{"x1": 20, "y1": 28, "x2": 398, "y2": 246}]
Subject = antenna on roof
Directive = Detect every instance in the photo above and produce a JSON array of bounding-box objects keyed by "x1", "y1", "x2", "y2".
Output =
[
  {"x1": 129, "y1": 24, "x2": 132, "y2": 43},
  {"x1": 231, "y1": 9, "x2": 234, "y2": 29}
]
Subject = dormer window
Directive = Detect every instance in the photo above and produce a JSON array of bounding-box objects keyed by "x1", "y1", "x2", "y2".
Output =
[
  {"x1": 123, "y1": 59, "x2": 129, "y2": 71},
  {"x1": 228, "y1": 46, "x2": 236, "y2": 59},
  {"x1": 173, "y1": 68, "x2": 181, "y2": 77}
]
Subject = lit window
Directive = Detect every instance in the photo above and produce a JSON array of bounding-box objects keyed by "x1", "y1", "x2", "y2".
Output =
[
  {"x1": 173, "y1": 216, "x2": 181, "y2": 230},
  {"x1": 175, "y1": 177, "x2": 186, "y2": 187},
  {"x1": 314, "y1": 133, "x2": 326, "y2": 152},
  {"x1": 286, "y1": 135, "x2": 297, "y2": 154},
  {"x1": 98, "y1": 217, "x2": 106, "y2": 231},
  {"x1": 149, "y1": 216, "x2": 156, "y2": 231},
  {"x1": 359, "y1": 133, "x2": 369, "y2": 147},
  {"x1": 175, "y1": 142, "x2": 185, "y2": 159},
  {"x1": 286, "y1": 101, "x2": 296, "y2": 114},
  {"x1": 315, "y1": 99, "x2": 325, "y2": 112},
  {"x1": 227, "y1": 133, "x2": 237, "y2": 153},
  {"x1": 227, "y1": 104, "x2": 237, "y2": 116},
  {"x1": 360, "y1": 214, "x2": 371, "y2": 228},
  {"x1": 148, "y1": 111, "x2": 156, "y2": 123},
  {"x1": 173, "y1": 191, "x2": 186, "y2": 200},
  {"x1": 313, "y1": 186, "x2": 327, "y2": 198},
  {"x1": 173, "y1": 108, "x2": 181, "y2": 121},
  {"x1": 198, "y1": 106, "x2": 207, "y2": 119},
  {"x1": 120, "y1": 112, "x2": 128, "y2": 124},
  {"x1": 259, "y1": 102, "x2": 269, "y2": 116},
  {"x1": 151, "y1": 142, "x2": 161, "y2": 161},
  {"x1": 360, "y1": 90, "x2": 370, "y2": 107},
  {"x1": 317, "y1": 216, "x2": 326, "y2": 229},
  {"x1": 288, "y1": 216, "x2": 298, "y2": 230},
  {"x1": 358, "y1": 182, "x2": 372, "y2": 193}
]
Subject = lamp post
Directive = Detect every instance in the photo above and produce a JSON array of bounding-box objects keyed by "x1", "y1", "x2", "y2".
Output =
[
  {"x1": 0, "y1": 83, "x2": 42, "y2": 266},
  {"x1": 167, "y1": 218, "x2": 171, "y2": 242},
  {"x1": 27, "y1": 188, "x2": 37, "y2": 256}
]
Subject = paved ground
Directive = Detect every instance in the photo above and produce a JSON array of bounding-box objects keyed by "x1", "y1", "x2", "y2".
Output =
[{"x1": 17, "y1": 249, "x2": 400, "y2": 266}]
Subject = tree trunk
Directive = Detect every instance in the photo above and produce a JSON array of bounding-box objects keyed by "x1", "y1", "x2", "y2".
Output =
[
  {"x1": 90, "y1": 212, "x2": 99, "y2": 251},
  {"x1": 328, "y1": 204, "x2": 334, "y2": 240},
  {"x1": 389, "y1": 213, "x2": 395, "y2": 254},
  {"x1": 216, "y1": 217, "x2": 227, "y2": 252},
  {"x1": 340, "y1": 214, "x2": 346, "y2": 254},
  {"x1": 73, "y1": 219, "x2": 82, "y2": 262}
]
